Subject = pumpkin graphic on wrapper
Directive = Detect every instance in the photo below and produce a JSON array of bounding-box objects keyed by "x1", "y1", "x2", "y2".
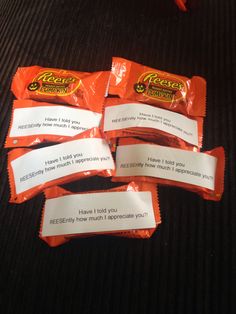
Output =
[
  {"x1": 134, "y1": 83, "x2": 146, "y2": 94},
  {"x1": 27, "y1": 82, "x2": 40, "y2": 91}
]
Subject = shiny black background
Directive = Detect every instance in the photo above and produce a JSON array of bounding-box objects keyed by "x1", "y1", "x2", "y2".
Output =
[{"x1": 0, "y1": 1, "x2": 235, "y2": 313}]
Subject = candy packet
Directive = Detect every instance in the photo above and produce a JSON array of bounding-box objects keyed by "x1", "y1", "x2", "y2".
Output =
[{"x1": 40, "y1": 181, "x2": 161, "y2": 247}]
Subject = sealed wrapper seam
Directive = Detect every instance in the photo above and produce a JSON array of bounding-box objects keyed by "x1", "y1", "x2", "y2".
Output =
[
  {"x1": 11, "y1": 67, "x2": 31, "y2": 100},
  {"x1": 39, "y1": 203, "x2": 70, "y2": 247},
  {"x1": 5, "y1": 100, "x2": 15, "y2": 147},
  {"x1": 39, "y1": 182, "x2": 161, "y2": 247},
  {"x1": 112, "y1": 138, "x2": 225, "y2": 201},
  {"x1": 8, "y1": 128, "x2": 115, "y2": 203},
  {"x1": 191, "y1": 76, "x2": 207, "y2": 117},
  {"x1": 214, "y1": 147, "x2": 225, "y2": 200}
]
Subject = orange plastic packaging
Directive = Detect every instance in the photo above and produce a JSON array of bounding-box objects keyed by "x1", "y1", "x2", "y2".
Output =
[
  {"x1": 8, "y1": 128, "x2": 115, "y2": 203},
  {"x1": 5, "y1": 99, "x2": 102, "y2": 147},
  {"x1": 175, "y1": 0, "x2": 187, "y2": 11},
  {"x1": 109, "y1": 57, "x2": 206, "y2": 117},
  {"x1": 112, "y1": 138, "x2": 225, "y2": 201},
  {"x1": 40, "y1": 181, "x2": 161, "y2": 247},
  {"x1": 11, "y1": 66, "x2": 110, "y2": 112},
  {"x1": 101, "y1": 98, "x2": 203, "y2": 151}
]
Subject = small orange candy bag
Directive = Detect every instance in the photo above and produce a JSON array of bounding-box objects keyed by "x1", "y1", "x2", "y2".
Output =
[
  {"x1": 40, "y1": 182, "x2": 161, "y2": 247},
  {"x1": 5, "y1": 99, "x2": 102, "y2": 147},
  {"x1": 109, "y1": 57, "x2": 206, "y2": 117},
  {"x1": 101, "y1": 98, "x2": 203, "y2": 151},
  {"x1": 112, "y1": 138, "x2": 225, "y2": 201},
  {"x1": 8, "y1": 128, "x2": 115, "y2": 203},
  {"x1": 11, "y1": 66, "x2": 110, "y2": 112}
]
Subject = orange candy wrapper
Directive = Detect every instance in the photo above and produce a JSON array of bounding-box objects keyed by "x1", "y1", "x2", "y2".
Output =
[
  {"x1": 5, "y1": 100, "x2": 102, "y2": 147},
  {"x1": 11, "y1": 66, "x2": 110, "y2": 112},
  {"x1": 8, "y1": 128, "x2": 115, "y2": 203},
  {"x1": 101, "y1": 98, "x2": 203, "y2": 150},
  {"x1": 112, "y1": 138, "x2": 225, "y2": 201},
  {"x1": 175, "y1": 0, "x2": 187, "y2": 11},
  {"x1": 40, "y1": 182, "x2": 161, "y2": 247},
  {"x1": 109, "y1": 57, "x2": 206, "y2": 117}
]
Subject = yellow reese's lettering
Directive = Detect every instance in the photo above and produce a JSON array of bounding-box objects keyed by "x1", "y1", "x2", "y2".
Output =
[
  {"x1": 143, "y1": 73, "x2": 183, "y2": 90},
  {"x1": 36, "y1": 72, "x2": 76, "y2": 84}
]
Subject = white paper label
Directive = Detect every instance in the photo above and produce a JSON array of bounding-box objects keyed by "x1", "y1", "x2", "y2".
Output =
[
  {"x1": 11, "y1": 138, "x2": 114, "y2": 194},
  {"x1": 42, "y1": 191, "x2": 156, "y2": 236},
  {"x1": 9, "y1": 106, "x2": 101, "y2": 137},
  {"x1": 104, "y1": 103, "x2": 198, "y2": 146},
  {"x1": 115, "y1": 144, "x2": 217, "y2": 190}
]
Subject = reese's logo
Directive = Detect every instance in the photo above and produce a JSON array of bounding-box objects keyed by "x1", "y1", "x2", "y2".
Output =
[
  {"x1": 134, "y1": 71, "x2": 186, "y2": 102},
  {"x1": 28, "y1": 70, "x2": 81, "y2": 96}
]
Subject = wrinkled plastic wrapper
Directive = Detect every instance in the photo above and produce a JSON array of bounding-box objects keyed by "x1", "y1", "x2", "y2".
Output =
[
  {"x1": 109, "y1": 57, "x2": 206, "y2": 117},
  {"x1": 11, "y1": 66, "x2": 110, "y2": 112},
  {"x1": 8, "y1": 128, "x2": 115, "y2": 203},
  {"x1": 101, "y1": 98, "x2": 203, "y2": 151},
  {"x1": 112, "y1": 138, "x2": 225, "y2": 201},
  {"x1": 40, "y1": 181, "x2": 161, "y2": 247},
  {"x1": 5, "y1": 100, "x2": 102, "y2": 147}
]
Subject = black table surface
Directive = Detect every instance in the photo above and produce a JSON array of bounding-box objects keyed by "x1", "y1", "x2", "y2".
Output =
[{"x1": 0, "y1": 1, "x2": 235, "y2": 313}]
